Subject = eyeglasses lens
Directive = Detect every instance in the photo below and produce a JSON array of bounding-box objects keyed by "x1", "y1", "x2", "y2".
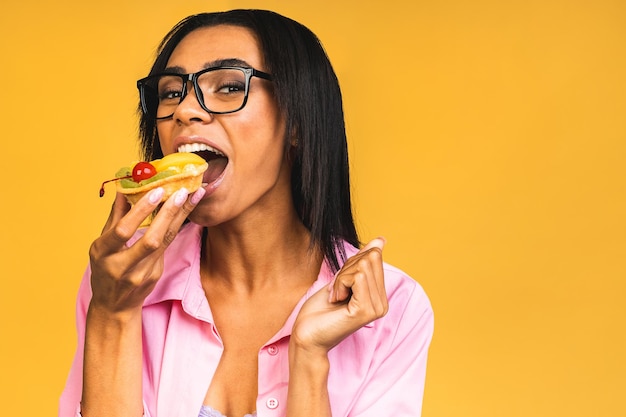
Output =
[{"x1": 143, "y1": 68, "x2": 249, "y2": 119}]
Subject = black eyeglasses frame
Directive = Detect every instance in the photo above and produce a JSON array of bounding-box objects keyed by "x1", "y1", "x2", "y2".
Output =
[{"x1": 137, "y1": 66, "x2": 273, "y2": 120}]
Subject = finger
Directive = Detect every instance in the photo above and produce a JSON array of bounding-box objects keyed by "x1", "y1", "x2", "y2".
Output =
[
  {"x1": 100, "y1": 192, "x2": 132, "y2": 235},
  {"x1": 161, "y1": 187, "x2": 206, "y2": 244},
  {"x1": 331, "y1": 264, "x2": 380, "y2": 326},
  {"x1": 331, "y1": 270, "x2": 355, "y2": 303},
  {"x1": 346, "y1": 256, "x2": 377, "y2": 306},
  {"x1": 361, "y1": 248, "x2": 388, "y2": 317},
  {"x1": 348, "y1": 264, "x2": 377, "y2": 316},
  {"x1": 332, "y1": 248, "x2": 387, "y2": 316},
  {"x1": 330, "y1": 237, "x2": 386, "y2": 299},
  {"x1": 356, "y1": 237, "x2": 387, "y2": 314},
  {"x1": 129, "y1": 187, "x2": 204, "y2": 259},
  {"x1": 337, "y1": 255, "x2": 387, "y2": 323},
  {"x1": 338, "y1": 237, "x2": 386, "y2": 273},
  {"x1": 359, "y1": 237, "x2": 386, "y2": 254},
  {"x1": 118, "y1": 247, "x2": 166, "y2": 288},
  {"x1": 98, "y1": 187, "x2": 165, "y2": 254}
]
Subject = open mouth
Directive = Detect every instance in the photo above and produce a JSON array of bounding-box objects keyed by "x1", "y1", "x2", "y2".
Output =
[{"x1": 178, "y1": 143, "x2": 228, "y2": 184}]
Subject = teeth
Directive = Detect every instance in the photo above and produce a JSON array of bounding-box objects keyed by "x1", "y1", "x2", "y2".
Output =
[{"x1": 178, "y1": 143, "x2": 224, "y2": 156}]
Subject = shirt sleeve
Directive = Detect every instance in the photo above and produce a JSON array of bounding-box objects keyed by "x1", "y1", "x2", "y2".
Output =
[
  {"x1": 58, "y1": 266, "x2": 91, "y2": 417},
  {"x1": 57, "y1": 266, "x2": 151, "y2": 417},
  {"x1": 349, "y1": 281, "x2": 435, "y2": 416}
]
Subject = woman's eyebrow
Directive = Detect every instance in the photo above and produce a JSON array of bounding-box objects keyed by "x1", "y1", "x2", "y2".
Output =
[
  {"x1": 162, "y1": 65, "x2": 186, "y2": 74},
  {"x1": 204, "y1": 58, "x2": 253, "y2": 68},
  {"x1": 162, "y1": 58, "x2": 254, "y2": 74}
]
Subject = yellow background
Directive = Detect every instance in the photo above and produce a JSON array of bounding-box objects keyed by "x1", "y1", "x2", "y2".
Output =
[{"x1": 1, "y1": 0, "x2": 624, "y2": 416}]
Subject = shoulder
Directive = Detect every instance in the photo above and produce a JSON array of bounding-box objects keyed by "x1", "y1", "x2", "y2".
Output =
[
  {"x1": 383, "y1": 262, "x2": 431, "y2": 311},
  {"x1": 376, "y1": 262, "x2": 434, "y2": 347},
  {"x1": 326, "y1": 242, "x2": 434, "y2": 413}
]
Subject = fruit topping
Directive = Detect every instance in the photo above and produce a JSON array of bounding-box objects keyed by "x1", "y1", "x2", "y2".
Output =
[
  {"x1": 132, "y1": 161, "x2": 157, "y2": 182},
  {"x1": 99, "y1": 153, "x2": 206, "y2": 197}
]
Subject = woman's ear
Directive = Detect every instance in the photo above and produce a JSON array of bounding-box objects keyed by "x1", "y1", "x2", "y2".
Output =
[{"x1": 288, "y1": 123, "x2": 299, "y2": 148}]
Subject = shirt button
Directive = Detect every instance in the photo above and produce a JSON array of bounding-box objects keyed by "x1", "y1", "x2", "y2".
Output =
[
  {"x1": 266, "y1": 397, "x2": 279, "y2": 409},
  {"x1": 267, "y1": 345, "x2": 279, "y2": 356}
]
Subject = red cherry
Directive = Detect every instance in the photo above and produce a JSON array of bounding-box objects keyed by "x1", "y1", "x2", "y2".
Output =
[
  {"x1": 99, "y1": 161, "x2": 157, "y2": 197},
  {"x1": 132, "y1": 161, "x2": 157, "y2": 182}
]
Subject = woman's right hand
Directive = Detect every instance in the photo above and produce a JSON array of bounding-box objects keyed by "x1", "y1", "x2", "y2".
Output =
[
  {"x1": 82, "y1": 186, "x2": 205, "y2": 417},
  {"x1": 87, "y1": 186, "x2": 205, "y2": 316}
]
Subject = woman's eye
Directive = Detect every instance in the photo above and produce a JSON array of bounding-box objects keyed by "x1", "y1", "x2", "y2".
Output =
[
  {"x1": 216, "y1": 82, "x2": 244, "y2": 94},
  {"x1": 159, "y1": 89, "x2": 183, "y2": 101}
]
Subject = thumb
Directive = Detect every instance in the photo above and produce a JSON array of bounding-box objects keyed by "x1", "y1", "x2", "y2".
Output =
[
  {"x1": 359, "y1": 237, "x2": 386, "y2": 253},
  {"x1": 328, "y1": 237, "x2": 386, "y2": 303},
  {"x1": 101, "y1": 192, "x2": 132, "y2": 235}
]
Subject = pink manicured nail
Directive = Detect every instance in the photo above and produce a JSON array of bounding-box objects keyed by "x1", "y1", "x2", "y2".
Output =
[
  {"x1": 173, "y1": 188, "x2": 188, "y2": 207},
  {"x1": 190, "y1": 187, "x2": 206, "y2": 205},
  {"x1": 148, "y1": 187, "x2": 164, "y2": 204}
]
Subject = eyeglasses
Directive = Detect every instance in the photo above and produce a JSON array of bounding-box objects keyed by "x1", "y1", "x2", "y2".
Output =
[{"x1": 137, "y1": 66, "x2": 273, "y2": 120}]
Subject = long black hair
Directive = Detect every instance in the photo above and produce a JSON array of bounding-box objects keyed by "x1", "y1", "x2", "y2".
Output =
[{"x1": 138, "y1": 9, "x2": 359, "y2": 272}]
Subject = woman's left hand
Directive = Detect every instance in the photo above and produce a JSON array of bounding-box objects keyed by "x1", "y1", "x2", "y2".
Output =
[{"x1": 290, "y1": 238, "x2": 388, "y2": 355}]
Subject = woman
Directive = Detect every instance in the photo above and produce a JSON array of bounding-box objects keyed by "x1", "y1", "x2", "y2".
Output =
[{"x1": 60, "y1": 9, "x2": 433, "y2": 417}]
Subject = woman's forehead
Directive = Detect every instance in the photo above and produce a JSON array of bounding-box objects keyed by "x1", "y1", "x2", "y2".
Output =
[{"x1": 167, "y1": 25, "x2": 264, "y2": 71}]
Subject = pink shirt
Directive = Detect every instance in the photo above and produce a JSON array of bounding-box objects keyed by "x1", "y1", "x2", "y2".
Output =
[{"x1": 59, "y1": 223, "x2": 434, "y2": 417}]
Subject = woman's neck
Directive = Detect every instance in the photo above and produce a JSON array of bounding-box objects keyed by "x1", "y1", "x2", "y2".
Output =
[{"x1": 200, "y1": 213, "x2": 322, "y2": 293}]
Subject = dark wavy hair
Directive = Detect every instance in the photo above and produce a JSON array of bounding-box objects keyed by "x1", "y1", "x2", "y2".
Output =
[{"x1": 138, "y1": 9, "x2": 359, "y2": 272}]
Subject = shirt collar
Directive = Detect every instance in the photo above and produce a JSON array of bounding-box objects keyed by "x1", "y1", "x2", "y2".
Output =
[
  {"x1": 142, "y1": 222, "x2": 204, "y2": 308},
  {"x1": 139, "y1": 222, "x2": 363, "y2": 332}
]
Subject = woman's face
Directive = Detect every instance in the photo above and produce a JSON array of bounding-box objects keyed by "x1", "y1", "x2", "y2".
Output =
[{"x1": 156, "y1": 25, "x2": 289, "y2": 226}]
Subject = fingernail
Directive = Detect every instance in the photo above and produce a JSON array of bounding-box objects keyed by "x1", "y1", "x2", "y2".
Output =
[
  {"x1": 148, "y1": 187, "x2": 164, "y2": 204},
  {"x1": 173, "y1": 188, "x2": 188, "y2": 207},
  {"x1": 190, "y1": 187, "x2": 206, "y2": 205}
]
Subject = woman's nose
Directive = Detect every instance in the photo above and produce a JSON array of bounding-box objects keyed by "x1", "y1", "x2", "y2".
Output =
[{"x1": 173, "y1": 83, "x2": 213, "y2": 123}]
